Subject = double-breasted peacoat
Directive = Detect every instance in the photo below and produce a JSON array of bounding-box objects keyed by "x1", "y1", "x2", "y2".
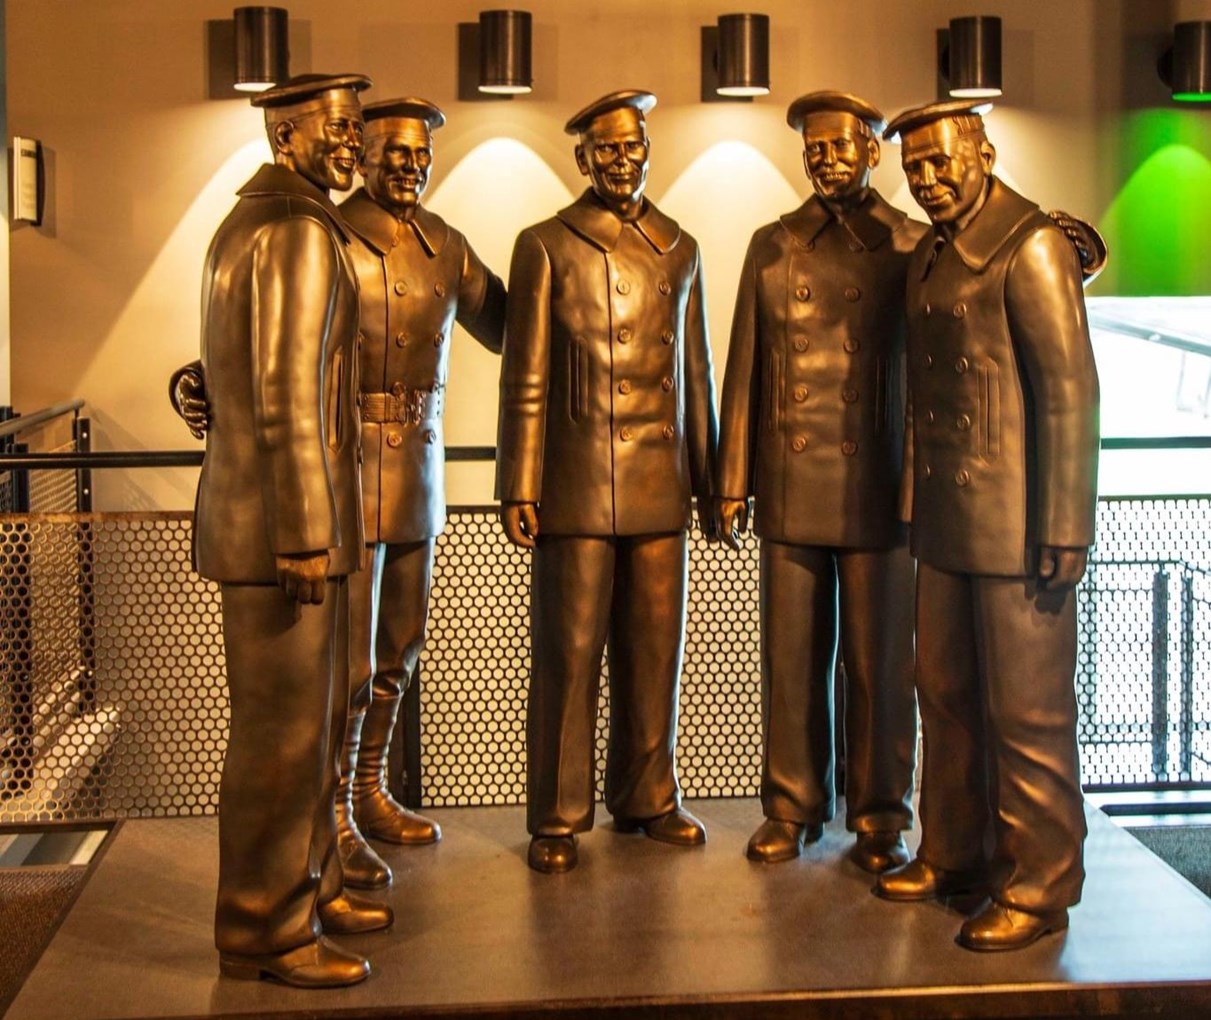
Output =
[
  {"x1": 719, "y1": 191, "x2": 926, "y2": 547},
  {"x1": 496, "y1": 190, "x2": 717, "y2": 535},
  {"x1": 193, "y1": 163, "x2": 364, "y2": 583},
  {"x1": 902, "y1": 178, "x2": 1099, "y2": 578},
  {"x1": 341, "y1": 189, "x2": 505, "y2": 544}
]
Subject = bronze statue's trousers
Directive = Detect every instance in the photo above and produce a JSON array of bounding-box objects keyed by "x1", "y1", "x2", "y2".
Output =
[
  {"x1": 527, "y1": 532, "x2": 688, "y2": 836},
  {"x1": 215, "y1": 579, "x2": 349, "y2": 956},
  {"x1": 348, "y1": 539, "x2": 435, "y2": 717},
  {"x1": 758, "y1": 540, "x2": 917, "y2": 831},
  {"x1": 915, "y1": 562, "x2": 1086, "y2": 914}
]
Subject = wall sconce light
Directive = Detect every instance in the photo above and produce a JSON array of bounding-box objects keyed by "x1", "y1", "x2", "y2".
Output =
[
  {"x1": 937, "y1": 15, "x2": 1002, "y2": 99},
  {"x1": 1158, "y1": 21, "x2": 1211, "y2": 103},
  {"x1": 233, "y1": 6, "x2": 289, "y2": 92},
  {"x1": 701, "y1": 13, "x2": 770, "y2": 103},
  {"x1": 478, "y1": 10, "x2": 533, "y2": 95}
]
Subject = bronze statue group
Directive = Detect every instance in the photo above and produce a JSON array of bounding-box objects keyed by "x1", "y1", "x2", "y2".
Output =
[{"x1": 176, "y1": 73, "x2": 1101, "y2": 987}]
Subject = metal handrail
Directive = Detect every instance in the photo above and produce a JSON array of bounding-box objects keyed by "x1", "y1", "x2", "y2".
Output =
[
  {"x1": 0, "y1": 399, "x2": 84, "y2": 439},
  {"x1": 0, "y1": 446, "x2": 498, "y2": 470}
]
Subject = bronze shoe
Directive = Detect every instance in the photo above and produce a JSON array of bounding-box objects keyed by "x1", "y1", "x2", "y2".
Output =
[
  {"x1": 528, "y1": 835, "x2": 578, "y2": 873},
  {"x1": 745, "y1": 818, "x2": 821, "y2": 863},
  {"x1": 218, "y1": 936, "x2": 369, "y2": 988},
  {"x1": 957, "y1": 900, "x2": 1069, "y2": 952},
  {"x1": 874, "y1": 857, "x2": 983, "y2": 902},
  {"x1": 849, "y1": 830, "x2": 910, "y2": 874},
  {"x1": 317, "y1": 890, "x2": 393, "y2": 935},
  {"x1": 615, "y1": 807, "x2": 707, "y2": 846}
]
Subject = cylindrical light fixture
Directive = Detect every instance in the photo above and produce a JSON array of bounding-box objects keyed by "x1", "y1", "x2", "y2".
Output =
[
  {"x1": 478, "y1": 10, "x2": 533, "y2": 95},
  {"x1": 233, "y1": 6, "x2": 289, "y2": 92},
  {"x1": 1160, "y1": 21, "x2": 1211, "y2": 102},
  {"x1": 716, "y1": 13, "x2": 770, "y2": 97},
  {"x1": 945, "y1": 15, "x2": 1002, "y2": 99}
]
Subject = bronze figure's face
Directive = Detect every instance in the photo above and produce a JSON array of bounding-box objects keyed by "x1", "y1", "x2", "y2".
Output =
[
  {"x1": 900, "y1": 119, "x2": 995, "y2": 229},
  {"x1": 576, "y1": 108, "x2": 650, "y2": 218},
  {"x1": 362, "y1": 119, "x2": 433, "y2": 215},
  {"x1": 273, "y1": 94, "x2": 365, "y2": 192},
  {"x1": 801, "y1": 111, "x2": 879, "y2": 206}
]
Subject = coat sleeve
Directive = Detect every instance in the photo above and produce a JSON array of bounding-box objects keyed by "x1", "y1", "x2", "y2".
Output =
[
  {"x1": 683, "y1": 243, "x2": 719, "y2": 505},
  {"x1": 495, "y1": 228, "x2": 552, "y2": 504},
  {"x1": 717, "y1": 236, "x2": 761, "y2": 501},
  {"x1": 456, "y1": 233, "x2": 507, "y2": 355},
  {"x1": 250, "y1": 216, "x2": 341, "y2": 556},
  {"x1": 1005, "y1": 224, "x2": 1100, "y2": 549}
]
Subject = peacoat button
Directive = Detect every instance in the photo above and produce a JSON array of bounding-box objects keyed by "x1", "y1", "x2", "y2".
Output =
[
  {"x1": 423, "y1": 429, "x2": 437, "y2": 445},
  {"x1": 433, "y1": 332, "x2": 445, "y2": 347},
  {"x1": 662, "y1": 424, "x2": 675, "y2": 440},
  {"x1": 395, "y1": 331, "x2": 407, "y2": 348},
  {"x1": 386, "y1": 432, "x2": 403, "y2": 448},
  {"x1": 795, "y1": 285, "x2": 811, "y2": 301},
  {"x1": 661, "y1": 376, "x2": 674, "y2": 392},
  {"x1": 794, "y1": 336, "x2": 809, "y2": 352},
  {"x1": 956, "y1": 413, "x2": 972, "y2": 431},
  {"x1": 842, "y1": 388, "x2": 858, "y2": 403},
  {"x1": 620, "y1": 426, "x2": 635, "y2": 441},
  {"x1": 804, "y1": 240, "x2": 815, "y2": 252},
  {"x1": 391, "y1": 382, "x2": 406, "y2": 398},
  {"x1": 926, "y1": 409, "x2": 936, "y2": 423},
  {"x1": 658, "y1": 280, "x2": 671, "y2": 295},
  {"x1": 848, "y1": 240, "x2": 862, "y2": 253},
  {"x1": 661, "y1": 329, "x2": 674, "y2": 345},
  {"x1": 924, "y1": 303, "x2": 932, "y2": 317},
  {"x1": 953, "y1": 302, "x2": 966, "y2": 318},
  {"x1": 924, "y1": 353, "x2": 934, "y2": 368},
  {"x1": 618, "y1": 379, "x2": 633, "y2": 395},
  {"x1": 842, "y1": 440, "x2": 858, "y2": 456},
  {"x1": 844, "y1": 286, "x2": 861, "y2": 302},
  {"x1": 617, "y1": 280, "x2": 631, "y2": 295},
  {"x1": 923, "y1": 464, "x2": 932, "y2": 479},
  {"x1": 618, "y1": 327, "x2": 633, "y2": 344},
  {"x1": 434, "y1": 282, "x2": 447, "y2": 297},
  {"x1": 844, "y1": 338, "x2": 861, "y2": 354},
  {"x1": 394, "y1": 281, "x2": 407, "y2": 296},
  {"x1": 793, "y1": 384, "x2": 809, "y2": 402},
  {"x1": 791, "y1": 435, "x2": 807, "y2": 453},
  {"x1": 955, "y1": 356, "x2": 969, "y2": 374},
  {"x1": 955, "y1": 469, "x2": 970, "y2": 487}
]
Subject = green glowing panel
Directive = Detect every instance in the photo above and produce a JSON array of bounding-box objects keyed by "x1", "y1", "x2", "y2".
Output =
[{"x1": 1098, "y1": 111, "x2": 1211, "y2": 296}]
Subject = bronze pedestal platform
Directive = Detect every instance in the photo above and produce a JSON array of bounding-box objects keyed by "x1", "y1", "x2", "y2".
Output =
[{"x1": 7, "y1": 799, "x2": 1211, "y2": 1020}]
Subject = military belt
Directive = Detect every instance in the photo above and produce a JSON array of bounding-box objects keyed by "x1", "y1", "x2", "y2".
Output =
[{"x1": 360, "y1": 387, "x2": 445, "y2": 426}]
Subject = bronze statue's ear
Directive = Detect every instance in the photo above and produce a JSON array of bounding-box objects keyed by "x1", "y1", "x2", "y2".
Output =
[
  {"x1": 272, "y1": 120, "x2": 294, "y2": 155},
  {"x1": 866, "y1": 136, "x2": 881, "y2": 169},
  {"x1": 979, "y1": 138, "x2": 996, "y2": 174},
  {"x1": 574, "y1": 143, "x2": 590, "y2": 177}
]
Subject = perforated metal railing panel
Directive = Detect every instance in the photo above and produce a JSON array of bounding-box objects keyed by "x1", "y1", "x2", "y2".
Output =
[{"x1": 1, "y1": 498, "x2": 1209, "y2": 824}]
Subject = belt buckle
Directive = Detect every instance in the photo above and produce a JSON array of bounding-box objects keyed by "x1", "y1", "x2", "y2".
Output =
[{"x1": 405, "y1": 389, "x2": 425, "y2": 426}]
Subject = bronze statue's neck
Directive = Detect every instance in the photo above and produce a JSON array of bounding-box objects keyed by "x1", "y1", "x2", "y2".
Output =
[{"x1": 822, "y1": 186, "x2": 870, "y2": 220}]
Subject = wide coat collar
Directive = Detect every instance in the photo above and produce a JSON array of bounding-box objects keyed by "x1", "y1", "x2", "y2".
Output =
[
  {"x1": 237, "y1": 163, "x2": 351, "y2": 243},
  {"x1": 556, "y1": 189, "x2": 681, "y2": 255},
  {"x1": 938, "y1": 177, "x2": 1040, "y2": 275},
  {"x1": 340, "y1": 188, "x2": 450, "y2": 258},
  {"x1": 779, "y1": 190, "x2": 906, "y2": 252}
]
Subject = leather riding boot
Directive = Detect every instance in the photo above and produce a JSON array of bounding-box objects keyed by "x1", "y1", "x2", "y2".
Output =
[
  {"x1": 353, "y1": 692, "x2": 441, "y2": 845},
  {"x1": 336, "y1": 707, "x2": 392, "y2": 889}
]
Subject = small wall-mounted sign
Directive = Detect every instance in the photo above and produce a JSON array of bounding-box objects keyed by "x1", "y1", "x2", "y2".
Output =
[{"x1": 13, "y1": 136, "x2": 44, "y2": 226}]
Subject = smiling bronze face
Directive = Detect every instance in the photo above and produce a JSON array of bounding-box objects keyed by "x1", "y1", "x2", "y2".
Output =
[
  {"x1": 361, "y1": 119, "x2": 433, "y2": 215},
  {"x1": 801, "y1": 110, "x2": 879, "y2": 207},
  {"x1": 575, "y1": 106, "x2": 650, "y2": 216},
  {"x1": 275, "y1": 93, "x2": 365, "y2": 193},
  {"x1": 900, "y1": 118, "x2": 994, "y2": 229}
]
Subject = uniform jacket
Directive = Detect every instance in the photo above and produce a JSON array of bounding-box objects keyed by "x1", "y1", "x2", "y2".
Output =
[
  {"x1": 194, "y1": 163, "x2": 364, "y2": 583},
  {"x1": 718, "y1": 191, "x2": 927, "y2": 548},
  {"x1": 902, "y1": 178, "x2": 1100, "y2": 577},
  {"x1": 496, "y1": 190, "x2": 718, "y2": 536},
  {"x1": 341, "y1": 190, "x2": 506, "y2": 544}
]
